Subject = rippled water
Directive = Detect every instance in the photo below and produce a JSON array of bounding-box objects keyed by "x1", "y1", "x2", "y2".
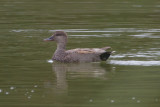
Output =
[{"x1": 0, "y1": 0, "x2": 160, "y2": 107}]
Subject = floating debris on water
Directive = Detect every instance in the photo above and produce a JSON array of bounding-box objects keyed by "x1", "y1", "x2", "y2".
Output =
[
  {"x1": 28, "y1": 95, "x2": 32, "y2": 99},
  {"x1": 31, "y1": 90, "x2": 34, "y2": 93},
  {"x1": 10, "y1": 86, "x2": 15, "y2": 90},
  {"x1": 155, "y1": 98, "x2": 158, "y2": 102},
  {"x1": 0, "y1": 89, "x2": 2, "y2": 93},
  {"x1": 89, "y1": 99, "x2": 93, "y2": 102},
  {"x1": 137, "y1": 100, "x2": 141, "y2": 103},
  {"x1": 110, "y1": 100, "x2": 115, "y2": 103},
  {"x1": 5, "y1": 92, "x2": 9, "y2": 95},
  {"x1": 34, "y1": 85, "x2": 38, "y2": 88},
  {"x1": 132, "y1": 97, "x2": 136, "y2": 100}
]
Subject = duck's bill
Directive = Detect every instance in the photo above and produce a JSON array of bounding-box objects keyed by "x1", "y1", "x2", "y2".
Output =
[{"x1": 43, "y1": 36, "x2": 54, "y2": 41}]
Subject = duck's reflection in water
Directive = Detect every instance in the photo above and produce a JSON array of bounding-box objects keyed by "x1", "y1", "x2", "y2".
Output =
[{"x1": 46, "y1": 62, "x2": 114, "y2": 95}]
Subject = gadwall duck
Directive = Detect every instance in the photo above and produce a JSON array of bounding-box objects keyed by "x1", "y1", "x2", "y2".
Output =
[{"x1": 44, "y1": 31, "x2": 112, "y2": 63}]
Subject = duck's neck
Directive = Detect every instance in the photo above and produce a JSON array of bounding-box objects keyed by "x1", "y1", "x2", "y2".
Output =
[
  {"x1": 53, "y1": 43, "x2": 66, "y2": 60},
  {"x1": 56, "y1": 42, "x2": 66, "y2": 51}
]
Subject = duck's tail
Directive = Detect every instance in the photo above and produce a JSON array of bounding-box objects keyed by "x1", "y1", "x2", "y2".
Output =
[{"x1": 100, "y1": 52, "x2": 111, "y2": 61}]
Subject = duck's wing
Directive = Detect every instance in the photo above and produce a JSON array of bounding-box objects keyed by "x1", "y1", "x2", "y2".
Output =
[
  {"x1": 66, "y1": 48, "x2": 106, "y2": 54},
  {"x1": 65, "y1": 48, "x2": 112, "y2": 62}
]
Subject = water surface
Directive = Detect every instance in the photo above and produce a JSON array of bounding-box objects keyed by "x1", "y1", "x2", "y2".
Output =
[{"x1": 0, "y1": 0, "x2": 160, "y2": 107}]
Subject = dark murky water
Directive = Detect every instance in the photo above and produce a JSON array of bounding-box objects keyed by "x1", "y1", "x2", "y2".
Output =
[{"x1": 0, "y1": 0, "x2": 160, "y2": 107}]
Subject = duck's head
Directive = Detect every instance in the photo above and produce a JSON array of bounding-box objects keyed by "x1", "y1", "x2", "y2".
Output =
[{"x1": 44, "y1": 31, "x2": 67, "y2": 43}]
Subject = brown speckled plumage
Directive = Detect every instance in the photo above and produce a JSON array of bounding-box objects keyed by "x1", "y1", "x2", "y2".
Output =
[{"x1": 44, "y1": 31, "x2": 111, "y2": 63}]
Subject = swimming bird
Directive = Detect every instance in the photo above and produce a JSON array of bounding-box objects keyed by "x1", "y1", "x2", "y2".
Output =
[{"x1": 44, "y1": 31, "x2": 112, "y2": 63}]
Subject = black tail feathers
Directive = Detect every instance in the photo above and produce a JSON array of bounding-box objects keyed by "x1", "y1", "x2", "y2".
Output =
[{"x1": 100, "y1": 52, "x2": 111, "y2": 61}]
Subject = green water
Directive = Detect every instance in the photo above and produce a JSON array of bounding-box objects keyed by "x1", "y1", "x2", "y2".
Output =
[{"x1": 0, "y1": 0, "x2": 160, "y2": 107}]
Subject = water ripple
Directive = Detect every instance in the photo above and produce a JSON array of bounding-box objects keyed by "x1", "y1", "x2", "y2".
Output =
[
  {"x1": 129, "y1": 33, "x2": 160, "y2": 38},
  {"x1": 109, "y1": 60, "x2": 160, "y2": 66},
  {"x1": 10, "y1": 28, "x2": 160, "y2": 33},
  {"x1": 111, "y1": 50, "x2": 160, "y2": 59}
]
